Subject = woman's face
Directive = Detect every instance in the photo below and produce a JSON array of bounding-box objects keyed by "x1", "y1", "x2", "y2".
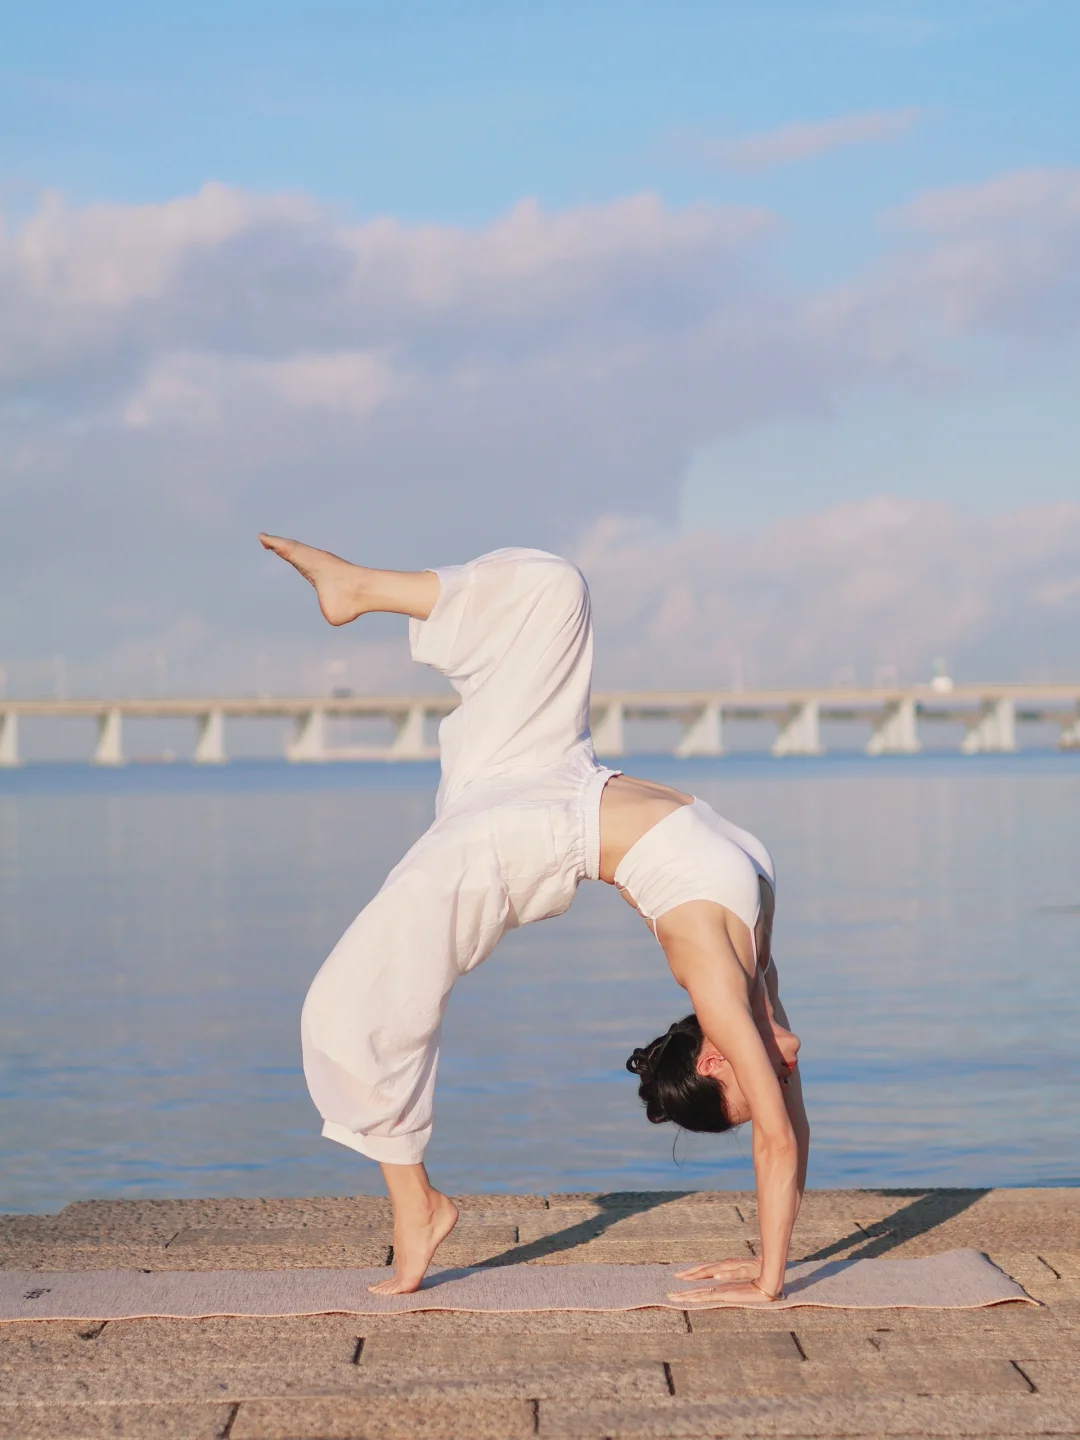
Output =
[{"x1": 695, "y1": 1018, "x2": 801, "y2": 1127}]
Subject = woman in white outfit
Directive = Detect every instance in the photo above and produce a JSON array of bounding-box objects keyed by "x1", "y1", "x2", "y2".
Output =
[{"x1": 259, "y1": 535, "x2": 808, "y2": 1304}]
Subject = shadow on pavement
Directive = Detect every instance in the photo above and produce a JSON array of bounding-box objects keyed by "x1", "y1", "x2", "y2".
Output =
[
  {"x1": 477, "y1": 1188, "x2": 992, "y2": 1270},
  {"x1": 481, "y1": 1191, "x2": 694, "y2": 1268},
  {"x1": 799, "y1": 1188, "x2": 989, "y2": 1262}
]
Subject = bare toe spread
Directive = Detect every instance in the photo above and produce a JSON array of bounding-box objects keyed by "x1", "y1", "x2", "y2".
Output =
[
  {"x1": 368, "y1": 1193, "x2": 459, "y2": 1295},
  {"x1": 258, "y1": 532, "x2": 369, "y2": 626}
]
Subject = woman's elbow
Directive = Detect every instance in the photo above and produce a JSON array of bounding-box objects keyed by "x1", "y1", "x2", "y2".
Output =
[{"x1": 755, "y1": 1121, "x2": 799, "y2": 1161}]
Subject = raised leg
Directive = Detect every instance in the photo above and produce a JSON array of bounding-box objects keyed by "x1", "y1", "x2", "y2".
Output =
[
  {"x1": 369, "y1": 1161, "x2": 459, "y2": 1295},
  {"x1": 259, "y1": 534, "x2": 439, "y2": 625}
]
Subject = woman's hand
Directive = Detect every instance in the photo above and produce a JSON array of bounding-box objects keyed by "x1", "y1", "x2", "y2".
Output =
[
  {"x1": 666, "y1": 1277, "x2": 781, "y2": 1307},
  {"x1": 672, "y1": 1258, "x2": 759, "y2": 1284}
]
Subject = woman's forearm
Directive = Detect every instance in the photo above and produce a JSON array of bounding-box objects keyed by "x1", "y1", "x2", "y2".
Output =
[
  {"x1": 752, "y1": 1127, "x2": 800, "y2": 1297},
  {"x1": 784, "y1": 1070, "x2": 810, "y2": 1217},
  {"x1": 767, "y1": 976, "x2": 810, "y2": 1222}
]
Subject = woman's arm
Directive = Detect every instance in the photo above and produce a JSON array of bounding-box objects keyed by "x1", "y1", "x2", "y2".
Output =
[
  {"x1": 663, "y1": 912, "x2": 799, "y2": 1303},
  {"x1": 764, "y1": 961, "x2": 810, "y2": 1203}
]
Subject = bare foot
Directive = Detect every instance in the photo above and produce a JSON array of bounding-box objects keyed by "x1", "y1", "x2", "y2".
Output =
[
  {"x1": 259, "y1": 533, "x2": 370, "y2": 626},
  {"x1": 368, "y1": 1191, "x2": 458, "y2": 1295}
]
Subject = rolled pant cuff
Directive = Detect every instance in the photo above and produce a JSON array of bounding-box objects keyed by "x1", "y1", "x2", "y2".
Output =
[{"x1": 321, "y1": 1119, "x2": 430, "y2": 1165}]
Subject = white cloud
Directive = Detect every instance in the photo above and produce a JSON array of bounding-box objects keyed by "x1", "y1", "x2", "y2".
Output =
[
  {"x1": 269, "y1": 351, "x2": 399, "y2": 415},
  {"x1": 9, "y1": 183, "x2": 317, "y2": 309},
  {"x1": 577, "y1": 498, "x2": 1080, "y2": 689},
  {"x1": 695, "y1": 108, "x2": 921, "y2": 173},
  {"x1": 1, "y1": 169, "x2": 1079, "y2": 694},
  {"x1": 13, "y1": 495, "x2": 1075, "y2": 704},
  {"x1": 0, "y1": 187, "x2": 773, "y2": 402},
  {"x1": 123, "y1": 356, "x2": 220, "y2": 429},
  {"x1": 123, "y1": 350, "x2": 397, "y2": 428},
  {"x1": 886, "y1": 168, "x2": 1080, "y2": 335}
]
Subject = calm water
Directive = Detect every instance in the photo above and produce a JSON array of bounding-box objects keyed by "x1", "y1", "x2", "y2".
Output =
[{"x1": 1, "y1": 755, "x2": 1078, "y2": 1214}]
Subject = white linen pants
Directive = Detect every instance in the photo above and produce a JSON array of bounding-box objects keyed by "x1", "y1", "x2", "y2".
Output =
[{"x1": 301, "y1": 548, "x2": 616, "y2": 1165}]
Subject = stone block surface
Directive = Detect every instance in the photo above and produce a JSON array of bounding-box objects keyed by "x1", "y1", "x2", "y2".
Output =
[
  {"x1": 527, "y1": 1237, "x2": 737, "y2": 1265},
  {"x1": 879, "y1": 1357, "x2": 1033, "y2": 1394},
  {"x1": 795, "y1": 1318, "x2": 1080, "y2": 1363},
  {"x1": 1041, "y1": 1250, "x2": 1080, "y2": 1280},
  {"x1": 229, "y1": 1395, "x2": 535, "y2": 1438},
  {"x1": 0, "y1": 1402, "x2": 232, "y2": 1439},
  {"x1": 686, "y1": 1304, "x2": 851, "y2": 1335},
  {"x1": 515, "y1": 1212, "x2": 747, "y2": 1246},
  {"x1": 54, "y1": 1196, "x2": 395, "y2": 1241},
  {"x1": 352, "y1": 1307, "x2": 691, "y2": 1336},
  {"x1": 545, "y1": 1191, "x2": 736, "y2": 1209},
  {"x1": 6, "y1": 1187, "x2": 1079, "y2": 1438},
  {"x1": 0, "y1": 1216, "x2": 65, "y2": 1241},
  {"x1": 537, "y1": 1392, "x2": 1080, "y2": 1437},
  {"x1": 1021, "y1": 1358, "x2": 1080, "y2": 1395},
  {"x1": 153, "y1": 1231, "x2": 393, "y2": 1269},
  {"x1": 0, "y1": 1319, "x2": 106, "y2": 1364},
  {"x1": 360, "y1": 1362, "x2": 669, "y2": 1400},
  {"x1": 514, "y1": 1216, "x2": 612, "y2": 1246},
  {"x1": 0, "y1": 1362, "x2": 360, "y2": 1404},
  {"x1": 450, "y1": 1194, "x2": 549, "y2": 1212},
  {"x1": 0, "y1": 1239, "x2": 173, "y2": 1271},
  {"x1": 428, "y1": 1231, "x2": 522, "y2": 1266},
  {"x1": 670, "y1": 1356, "x2": 871, "y2": 1397},
  {"x1": 359, "y1": 1330, "x2": 800, "y2": 1367},
  {"x1": 93, "y1": 1313, "x2": 363, "y2": 1366}
]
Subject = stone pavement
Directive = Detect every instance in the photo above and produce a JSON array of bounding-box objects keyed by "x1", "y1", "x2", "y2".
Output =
[{"x1": 1, "y1": 1187, "x2": 1078, "y2": 1438}]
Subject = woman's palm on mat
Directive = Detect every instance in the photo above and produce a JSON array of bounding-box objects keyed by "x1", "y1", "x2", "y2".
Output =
[
  {"x1": 668, "y1": 1257, "x2": 768, "y2": 1305},
  {"x1": 675, "y1": 1257, "x2": 760, "y2": 1284}
]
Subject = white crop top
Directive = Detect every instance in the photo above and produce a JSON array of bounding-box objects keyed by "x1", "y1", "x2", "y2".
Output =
[{"x1": 613, "y1": 798, "x2": 776, "y2": 952}]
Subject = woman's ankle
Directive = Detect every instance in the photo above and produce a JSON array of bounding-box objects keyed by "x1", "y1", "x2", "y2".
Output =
[
  {"x1": 380, "y1": 1161, "x2": 447, "y2": 1224},
  {"x1": 396, "y1": 1191, "x2": 439, "y2": 1223}
]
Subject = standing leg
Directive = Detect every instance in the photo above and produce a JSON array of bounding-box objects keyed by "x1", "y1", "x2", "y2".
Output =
[
  {"x1": 300, "y1": 815, "x2": 508, "y2": 1294},
  {"x1": 259, "y1": 533, "x2": 439, "y2": 625},
  {"x1": 370, "y1": 1162, "x2": 459, "y2": 1295}
]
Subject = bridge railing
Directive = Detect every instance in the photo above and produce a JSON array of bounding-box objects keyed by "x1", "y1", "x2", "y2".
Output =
[{"x1": 1, "y1": 687, "x2": 1078, "y2": 766}]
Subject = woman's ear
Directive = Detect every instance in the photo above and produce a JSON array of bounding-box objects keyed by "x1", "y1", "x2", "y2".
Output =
[{"x1": 695, "y1": 1044, "x2": 725, "y2": 1080}]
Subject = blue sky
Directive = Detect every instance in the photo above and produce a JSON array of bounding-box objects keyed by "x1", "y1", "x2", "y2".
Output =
[
  {"x1": 6, "y1": 2, "x2": 1077, "y2": 239},
  {"x1": 1, "y1": 1, "x2": 1079, "y2": 692}
]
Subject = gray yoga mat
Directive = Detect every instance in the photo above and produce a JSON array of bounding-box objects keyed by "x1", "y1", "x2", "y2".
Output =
[{"x1": 1, "y1": 1250, "x2": 1034, "y2": 1320}]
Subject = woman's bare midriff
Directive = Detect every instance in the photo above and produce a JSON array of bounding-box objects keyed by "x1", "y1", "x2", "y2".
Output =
[{"x1": 597, "y1": 774, "x2": 693, "y2": 883}]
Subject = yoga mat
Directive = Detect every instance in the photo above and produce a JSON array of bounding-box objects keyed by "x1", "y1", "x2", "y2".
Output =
[{"x1": 1, "y1": 1250, "x2": 1034, "y2": 1320}]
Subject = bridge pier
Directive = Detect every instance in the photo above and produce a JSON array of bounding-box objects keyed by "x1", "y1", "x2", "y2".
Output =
[
  {"x1": 194, "y1": 709, "x2": 226, "y2": 764},
  {"x1": 288, "y1": 708, "x2": 328, "y2": 762},
  {"x1": 961, "y1": 697, "x2": 1017, "y2": 754},
  {"x1": 591, "y1": 700, "x2": 625, "y2": 757},
  {"x1": 94, "y1": 708, "x2": 124, "y2": 766},
  {"x1": 391, "y1": 705, "x2": 428, "y2": 760},
  {"x1": 0, "y1": 712, "x2": 19, "y2": 767},
  {"x1": 866, "y1": 697, "x2": 921, "y2": 755},
  {"x1": 772, "y1": 699, "x2": 823, "y2": 757},
  {"x1": 1059, "y1": 704, "x2": 1080, "y2": 750},
  {"x1": 676, "y1": 702, "x2": 723, "y2": 757}
]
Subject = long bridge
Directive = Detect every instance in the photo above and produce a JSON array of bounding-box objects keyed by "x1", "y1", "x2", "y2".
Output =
[{"x1": 1, "y1": 683, "x2": 1078, "y2": 765}]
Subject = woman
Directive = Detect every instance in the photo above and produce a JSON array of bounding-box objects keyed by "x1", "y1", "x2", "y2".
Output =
[{"x1": 259, "y1": 536, "x2": 808, "y2": 1305}]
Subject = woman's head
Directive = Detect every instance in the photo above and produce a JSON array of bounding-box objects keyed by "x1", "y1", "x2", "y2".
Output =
[{"x1": 625, "y1": 1013, "x2": 735, "y2": 1133}]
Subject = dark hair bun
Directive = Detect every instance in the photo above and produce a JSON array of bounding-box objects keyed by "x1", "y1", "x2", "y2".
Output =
[
  {"x1": 626, "y1": 1046, "x2": 656, "y2": 1077},
  {"x1": 625, "y1": 1013, "x2": 734, "y2": 1134}
]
